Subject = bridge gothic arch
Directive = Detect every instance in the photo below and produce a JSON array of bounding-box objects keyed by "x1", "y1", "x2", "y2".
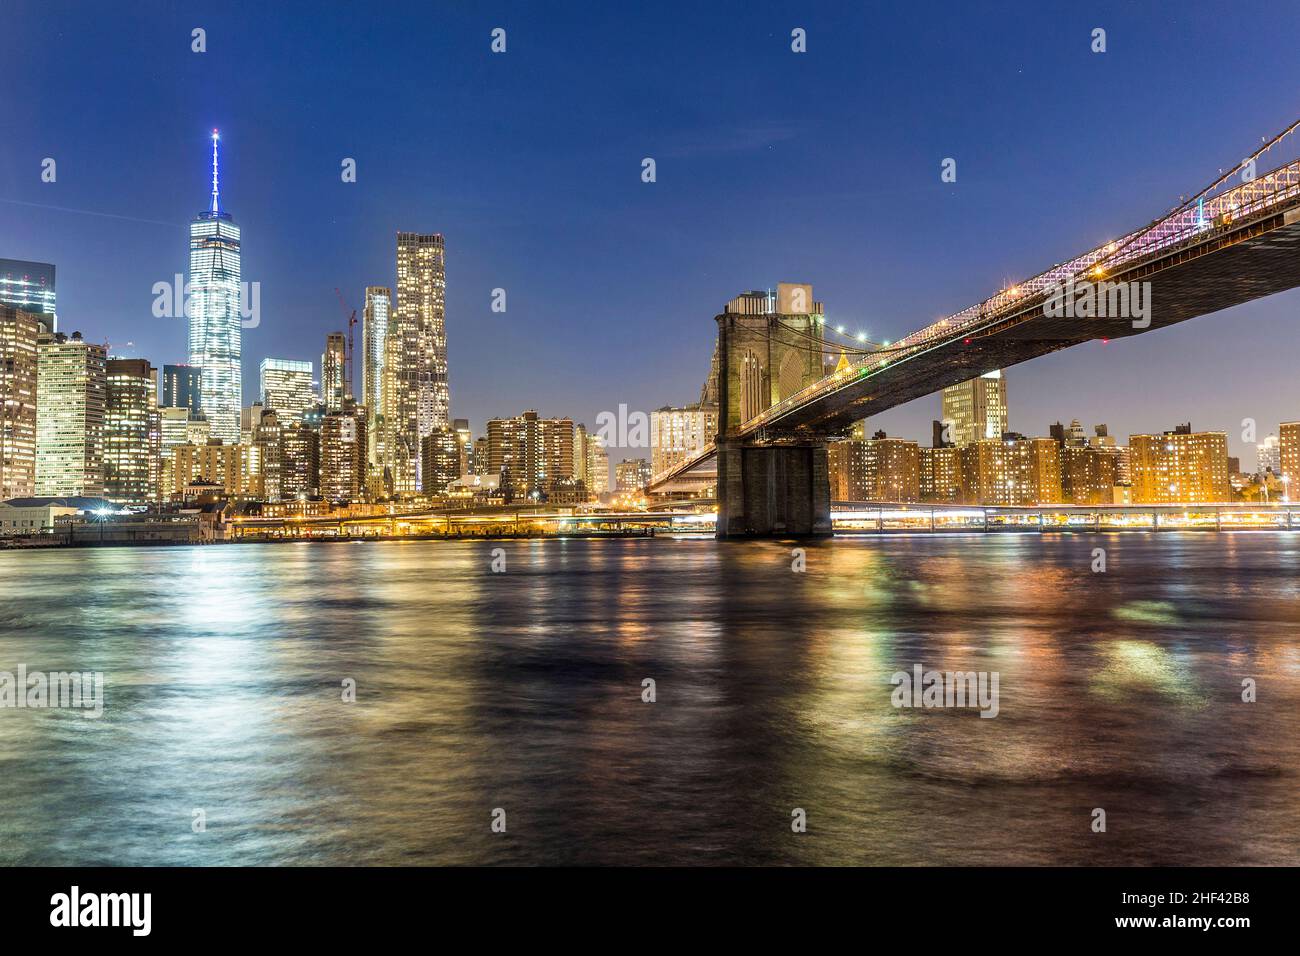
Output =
[{"x1": 739, "y1": 349, "x2": 767, "y2": 424}]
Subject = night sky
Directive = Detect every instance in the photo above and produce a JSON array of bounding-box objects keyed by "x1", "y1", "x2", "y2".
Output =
[{"x1": 3, "y1": 0, "x2": 1299, "y2": 466}]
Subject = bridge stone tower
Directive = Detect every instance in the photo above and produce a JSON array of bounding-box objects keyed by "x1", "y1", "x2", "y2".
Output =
[{"x1": 714, "y1": 283, "x2": 833, "y2": 537}]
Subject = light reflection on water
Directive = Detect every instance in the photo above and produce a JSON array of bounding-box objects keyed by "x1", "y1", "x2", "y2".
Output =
[{"x1": 0, "y1": 534, "x2": 1297, "y2": 865}]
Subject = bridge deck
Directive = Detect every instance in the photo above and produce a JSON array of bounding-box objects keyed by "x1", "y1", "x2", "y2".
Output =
[{"x1": 761, "y1": 203, "x2": 1300, "y2": 437}]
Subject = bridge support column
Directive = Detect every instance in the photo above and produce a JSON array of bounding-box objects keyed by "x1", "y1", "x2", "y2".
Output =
[{"x1": 716, "y1": 440, "x2": 832, "y2": 538}]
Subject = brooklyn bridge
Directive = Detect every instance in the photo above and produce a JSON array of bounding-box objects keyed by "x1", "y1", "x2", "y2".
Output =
[{"x1": 649, "y1": 117, "x2": 1300, "y2": 536}]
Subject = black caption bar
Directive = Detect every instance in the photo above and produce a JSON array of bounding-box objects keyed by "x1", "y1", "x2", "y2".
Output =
[{"x1": 0, "y1": 866, "x2": 1284, "y2": 941}]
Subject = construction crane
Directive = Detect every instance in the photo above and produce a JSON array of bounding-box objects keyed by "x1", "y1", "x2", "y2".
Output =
[{"x1": 333, "y1": 288, "x2": 359, "y2": 403}]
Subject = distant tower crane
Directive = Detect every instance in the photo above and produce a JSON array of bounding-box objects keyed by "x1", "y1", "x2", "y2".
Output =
[{"x1": 334, "y1": 288, "x2": 358, "y2": 404}]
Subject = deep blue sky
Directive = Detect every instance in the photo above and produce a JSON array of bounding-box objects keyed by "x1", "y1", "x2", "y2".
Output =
[{"x1": 3, "y1": 0, "x2": 1298, "y2": 466}]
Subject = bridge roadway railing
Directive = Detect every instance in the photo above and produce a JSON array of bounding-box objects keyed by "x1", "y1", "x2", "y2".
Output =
[{"x1": 892, "y1": 157, "x2": 1300, "y2": 354}]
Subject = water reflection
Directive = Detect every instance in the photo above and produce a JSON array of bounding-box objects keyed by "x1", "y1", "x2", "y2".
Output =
[{"x1": 0, "y1": 533, "x2": 1297, "y2": 865}]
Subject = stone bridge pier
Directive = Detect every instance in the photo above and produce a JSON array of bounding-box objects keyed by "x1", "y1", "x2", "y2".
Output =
[
  {"x1": 713, "y1": 282, "x2": 834, "y2": 538},
  {"x1": 715, "y1": 440, "x2": 832, "y2": 537}
]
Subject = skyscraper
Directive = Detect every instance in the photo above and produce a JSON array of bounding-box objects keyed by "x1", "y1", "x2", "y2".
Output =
[
  {"x1": 321, "y1": 332, "x2": 347, "y2": 413},
  {"x1": 362, "y1": 286, "x2": 390, "y2": 468},
  {"x1": 188, "y1": 129, "x2": 242, "y2": 443},
  {"x1": 0, "y1": 306, "x2": 40, "y2": 499},
  {"x1": 162, "y1": 364, "x2": 203, "y2": 417},
  {"x1": 36, "y1": 332, "x2": 106, "y2": 497},
  {"x1": 941, "y1": 370, "x2": 1008, "y2": 446},
  {"x1": 104, "y1": 359, "x2": 160, "y2": 505},
  {"x1": 0, "y1": 260, "x2": 56, "y2": 331},
  {"x1": 259, "y1": 358, "x2": 314, "y2": 423},
  {"x1": 387, "y1": 233, "x2": 447, "y2": 493}
]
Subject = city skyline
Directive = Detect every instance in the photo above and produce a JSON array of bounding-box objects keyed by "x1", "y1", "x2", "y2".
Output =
[
  {"x1": 5, "y1": 2, "x2": 1300, "y2": 468},
  {"x1": 7, "y1": 124, "x2": 1300, "y2": 504},
  {"x1": 3, "y1": 0, "x2": 1300, "y2": 903}
]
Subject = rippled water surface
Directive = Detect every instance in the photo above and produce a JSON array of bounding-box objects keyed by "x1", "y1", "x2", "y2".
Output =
[{"x1": 1, "y1": 534, "x2": 1298, "y2": 865}]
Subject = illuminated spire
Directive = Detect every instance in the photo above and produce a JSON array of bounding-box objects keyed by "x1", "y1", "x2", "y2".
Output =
[{"x1": 210, "y1": 129, "x2": 221, "y2": 214}]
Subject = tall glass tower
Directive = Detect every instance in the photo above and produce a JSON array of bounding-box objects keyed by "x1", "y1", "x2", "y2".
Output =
[
  {"x1": 188, "y1": 129, "x2": 242, "y2": 443},
  {"x1": 388, "y1": 233, "x2": 447, "y2": 493},
  {"x1": 362, "y1": 286, "x2": 390, "y2": 470}
]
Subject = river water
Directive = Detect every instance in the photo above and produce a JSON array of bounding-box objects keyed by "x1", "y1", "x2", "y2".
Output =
[{"x1": 1, "y1": 533, "x2": 1297, "y2": 865}]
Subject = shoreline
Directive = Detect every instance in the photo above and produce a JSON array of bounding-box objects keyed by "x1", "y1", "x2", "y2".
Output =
[{"x1": 6, "y1": 525, "x2": 1300, "y2": 550}]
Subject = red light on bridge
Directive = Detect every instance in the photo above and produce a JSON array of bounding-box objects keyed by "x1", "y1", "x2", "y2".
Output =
[{"x1": 963, "y1": 338, "x2": 972, "y2": 345}]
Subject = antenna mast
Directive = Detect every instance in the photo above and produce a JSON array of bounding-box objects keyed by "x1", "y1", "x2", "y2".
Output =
[{"x1": 210, "y1": 129, "x2": 221, "y2": 214}]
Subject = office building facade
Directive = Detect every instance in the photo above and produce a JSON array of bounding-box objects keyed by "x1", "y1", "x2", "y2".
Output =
[
  {"x1": 0, "y1": 306, "x2": 40, "y2": 499},
  {"x1": 650, "y1": 403, "x2": 719, "y2": 476},
  {"x1": 281, "y1": 423, "x2": 320, "y2": 499},
  {"x1": 920, "y1": 446, "x2": 962, "y2": 503},
  {"x1": 1280, "y1": 422, "x2": 1300, "y2": 496},
  {"x1": 363, "y1": 286, "x2": 390, "y2": 470},
  {"x1": 162, "y1": 364, "x2": 203, "y2": 418},
  {"x1": 1130, "y1": 426, "x2": 1230, "y2": 503},
  {"x1": 615, "y1": 458, "x2": 651, "y2": 493},
  {"x1": 485, "y1": 410, "x2": 575, "y2": 500},
  {"x1": 420, "y1": 425, "x2": 460, "y2": 495},
  {"x1": 959, "y1": 435, "x2": 1061, "y2": 506},
  {"x1": 0, "y1": 259, "x2": 56, "y2": 331},
  {"x1": 36, "y1": 332, "x2": 106, "y2": 497},
  {"x1": 320, "y1": 410, "x2": 367, "y2": 502},
  {"x1": 104, "y1": 358, "x2": 160, "y2": 505},
  {"x1": 941, "y1": 370, "x2": 1007, "y2": 446},
  {"x1": 260, "y1": 358, "x2": 314, "y2": 424},
  {"x1": 321, "y1": 332, "x2": 347, "y2": 413},
  {"x1": 586, "y1": 436, "x2": 609, "y2": 496}
]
